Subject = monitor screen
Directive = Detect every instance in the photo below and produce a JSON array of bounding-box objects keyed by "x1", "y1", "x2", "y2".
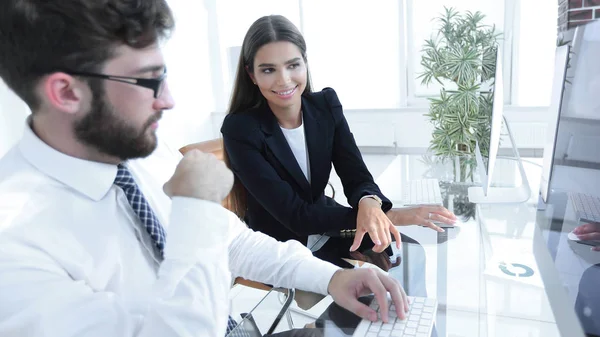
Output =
[
  {"x1": 540, "y1": 44, "x2": 570, "y2": 203},
  {"x1": 486, "y1": 45, "x2": 503, "y2": 190},
  {"x1": 473, "y1": 46, "x2": 503, "y2": 195},
  {"x1": 536, "y1": 20, "x2": 600, "y2": 337},
  {"x1": 546, "y1": 23, "x2": 600, "y2": 196}
]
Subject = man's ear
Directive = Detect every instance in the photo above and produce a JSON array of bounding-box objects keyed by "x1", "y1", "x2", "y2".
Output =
[{"x1": 41, "y1": 73, "x2": 86, "y2": 115}]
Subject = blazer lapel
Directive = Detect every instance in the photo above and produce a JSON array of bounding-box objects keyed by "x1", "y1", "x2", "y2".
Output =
[
  {"x1": 260, "y1": 107, "x2": 312, "y2": 195},
  {"x1": 302, "y1": 96, "x2": 330, "y2": 198}
]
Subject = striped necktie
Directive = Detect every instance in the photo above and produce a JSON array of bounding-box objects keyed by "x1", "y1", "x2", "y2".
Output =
[{"x1": 114, "y1": 164, "x2": 166, "y2": 258}]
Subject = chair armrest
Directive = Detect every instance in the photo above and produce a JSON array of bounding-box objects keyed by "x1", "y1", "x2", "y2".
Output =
[{"x1": 234, "y1": 277, "x2": 273, "y2": 292}]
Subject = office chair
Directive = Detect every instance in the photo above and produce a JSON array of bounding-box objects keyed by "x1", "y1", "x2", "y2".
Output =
[{"x1": 227, "y1": 288, "x2": 296, "y2": 337}]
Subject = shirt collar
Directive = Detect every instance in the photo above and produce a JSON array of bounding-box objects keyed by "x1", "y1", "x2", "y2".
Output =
[{"x1": 18, "y1": 118, "x2": 118, "y2": 201}]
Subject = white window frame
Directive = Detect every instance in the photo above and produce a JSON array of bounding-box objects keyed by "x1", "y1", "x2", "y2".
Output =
[{"x1": 205, "y1": 0, "x2": 227, "y2": 113}]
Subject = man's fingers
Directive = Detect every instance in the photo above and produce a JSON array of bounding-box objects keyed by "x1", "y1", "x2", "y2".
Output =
[
  {"x1": 350, "y1": 230, "x2": 366, "y2": 252},
  {"x1": 378, "y1": 275, "x2": 408, "y2": 320},
  {"x1": 345, "y1": 297, "x2": 378, "y2": 322},
  {"x1": 162, "y1": 182, "x2": 172, "y2": 197},
  {"x1": 366, "y1": 270, "x2": 390, "y2": 323}
]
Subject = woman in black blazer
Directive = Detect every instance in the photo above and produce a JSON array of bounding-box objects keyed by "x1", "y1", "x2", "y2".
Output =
[{"x1": 221, "y1": 15, "x2": 456, "y2": 267}]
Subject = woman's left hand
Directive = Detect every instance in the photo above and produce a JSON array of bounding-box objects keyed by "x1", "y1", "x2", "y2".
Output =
[{"x1": 387, "y1": 206, "x2": 457, "y2": 232}]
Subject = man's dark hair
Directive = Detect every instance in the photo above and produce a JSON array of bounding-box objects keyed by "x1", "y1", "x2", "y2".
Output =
[{"x1": 0, "y1": 0, "x2": 174, "y2": 111}]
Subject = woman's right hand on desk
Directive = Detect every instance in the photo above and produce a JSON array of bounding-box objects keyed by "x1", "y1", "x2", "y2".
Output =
[{"x1": 386, "y1": 206, "x2": 457, "y2": 232}]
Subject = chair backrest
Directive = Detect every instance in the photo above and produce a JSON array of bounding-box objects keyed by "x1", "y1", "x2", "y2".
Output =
[
  {"x1": 180, "y1": 138, "x2": 224, "y2": 160},
  {"x1": 179, "y1": 138, "x2": 233, "y2": 210}
]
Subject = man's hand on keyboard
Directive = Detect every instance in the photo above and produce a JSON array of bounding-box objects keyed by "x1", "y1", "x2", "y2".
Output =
[
  {"x1": 387, "y1": 205, "x2": 457, "y2": 232},
  {"x1": 573, "y1": 223, "x2": 600, "y2": 251},
  {"x1": 327, "y1": 268, "x2": 409, "y2": 323}
]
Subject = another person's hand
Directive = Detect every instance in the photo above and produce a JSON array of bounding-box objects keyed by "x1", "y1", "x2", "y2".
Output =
[
  {"x1": 387, "y1": 206, "x2": 457, "y2": 232},
  {"x1": 327, "y1": 268, "x2": 409, "y2": 322},
  {"x1": 352, "y1": 198, "x2": 402, "y2": 253},
  {"x1": 573, "y1": 223, "x2": 600, "y2": 251},
  {"x1": 163, "y1": 149, "x2": 234, "y2": 203}
]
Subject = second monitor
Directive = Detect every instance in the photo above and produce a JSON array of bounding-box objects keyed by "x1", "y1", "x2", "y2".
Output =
[{"x1": 468, "y1": 45, "x2": 532, "y2": 204}]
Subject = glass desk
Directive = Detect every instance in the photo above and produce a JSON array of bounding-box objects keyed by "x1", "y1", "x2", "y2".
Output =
[{"x1": 232, "y1": 155, "x2": 588, "y2": 337}]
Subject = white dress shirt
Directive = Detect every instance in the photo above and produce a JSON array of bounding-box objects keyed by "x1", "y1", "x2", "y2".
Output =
[
  {"x1": 0, "y1": 122, "x2": 340, "y2": 337},
  {"x1": 279, "y1": 119, "x2": 310, "y2": 184}
]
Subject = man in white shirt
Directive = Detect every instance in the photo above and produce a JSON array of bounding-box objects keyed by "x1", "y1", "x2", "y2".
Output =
[{"x1": 0, "y1": 1, "x2": 409, "y2": 336}]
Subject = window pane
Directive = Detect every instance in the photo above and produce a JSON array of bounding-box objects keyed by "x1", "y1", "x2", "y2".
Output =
[
  {"x1": 302, "y1": 0, "x2": 401, "y2": 109},
  {"x1": 216, "y1": 0, "x2": 300, "y2": 103},
  {"x1": 163, "y1": 0, "x2": 214, "y2": 146},
  {"x1": 513, "y1": 1, "x2": 557, "y2": 106},
  {"x1": 409, "y1": 0, "x2": 505, "y2": 98}
]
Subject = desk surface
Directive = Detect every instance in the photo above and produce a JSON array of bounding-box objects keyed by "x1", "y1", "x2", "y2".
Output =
[{"x1": 242, "y1": 154, "x2": 591, "y2": 337}]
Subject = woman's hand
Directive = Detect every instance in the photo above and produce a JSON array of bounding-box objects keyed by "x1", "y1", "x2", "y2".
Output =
[
  {"x1": 387, "y1": 206, "x2": 457, "y2": 232},
  {"x1": 351, "y1": 198, "x2": 402, "y2": 253},
  {"x1": 573, "y1": 223, "x2": 600, "y2": 251}
]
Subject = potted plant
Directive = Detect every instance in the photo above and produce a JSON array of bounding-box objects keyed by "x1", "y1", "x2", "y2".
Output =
[{"x1": 418, "y1": 7, "x2": 501, "y2": 181}]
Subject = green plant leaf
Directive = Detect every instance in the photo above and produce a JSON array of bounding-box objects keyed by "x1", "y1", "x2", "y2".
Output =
[{"x1": 419, "y1": 7, "x2": 502, "y2": 158}]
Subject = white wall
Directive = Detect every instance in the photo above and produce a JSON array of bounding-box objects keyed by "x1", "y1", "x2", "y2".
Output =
[
  {"x1": 156, "y1": 0, "x2": 219, "y2": 150},
  {"x1": 0, "y1": 80, "x2": 30, "y2": 158}
]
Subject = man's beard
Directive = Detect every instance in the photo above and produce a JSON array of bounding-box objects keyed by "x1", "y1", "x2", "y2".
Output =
[{"x1": 74, "y1": 84, "x2": 161, "y2": 161}]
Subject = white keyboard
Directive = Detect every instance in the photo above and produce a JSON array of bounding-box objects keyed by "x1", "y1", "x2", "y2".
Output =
[
  {"x1": 569, "y1": 192, "x2": 600, "y2": 223},
  {"x1": 401, "y1": 179, "x2": 443, "y2": 206},
  {"x1": 353, "y1": 296, "x2": 437, "y2": 337}
]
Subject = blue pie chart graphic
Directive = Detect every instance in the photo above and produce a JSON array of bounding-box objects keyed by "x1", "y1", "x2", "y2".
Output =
[{"x1": 498, "y1": 262, "x2": 534, "y2": 278}]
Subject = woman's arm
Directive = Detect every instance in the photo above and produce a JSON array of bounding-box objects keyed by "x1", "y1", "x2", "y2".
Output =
[
  {"x1": 323, "y1": 88, "x2": 402, "y2": 251},
  {"x1": 324, "y1": 88, "x2": 392, "y2": 211}
]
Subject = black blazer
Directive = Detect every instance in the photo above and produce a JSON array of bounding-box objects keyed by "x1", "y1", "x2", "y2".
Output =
[{"x1": 221, "y1": 88, "x2": 392, "y2": 246}]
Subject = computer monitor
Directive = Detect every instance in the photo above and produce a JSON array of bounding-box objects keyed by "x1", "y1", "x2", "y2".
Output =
[
  {"x1": 468, "y1": 46, "x2": 531, "y2": 203},
  {"x1": 540, "y1": 44, "x2": 571, "y2": 203},
  {"x1": 534, "y1": 20, "x2": 600, "y2": 337},
  {"x1": 540, "y1": 23, "x2": 600, "y2": 202}
]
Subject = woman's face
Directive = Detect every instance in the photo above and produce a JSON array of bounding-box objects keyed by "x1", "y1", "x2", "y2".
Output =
[{"x1": 251, "y1": 41, "x2": 307, "y2": 114}]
